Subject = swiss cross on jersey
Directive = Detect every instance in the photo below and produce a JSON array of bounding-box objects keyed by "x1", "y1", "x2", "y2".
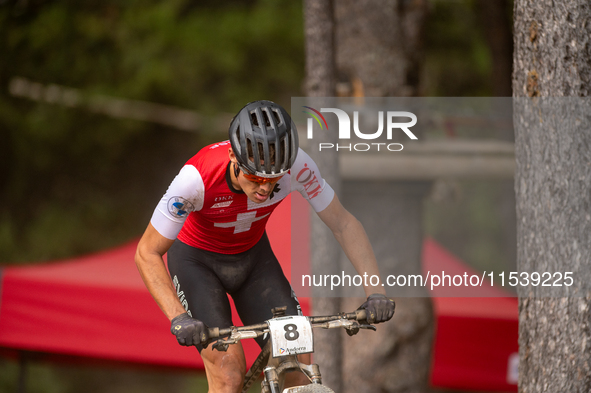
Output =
[
  {"x1": 176, "y1": 144, "x2": 291, "y2": 254},
  {"x1": 203, "y1": 182, "x2": 283, "y2": 235}
]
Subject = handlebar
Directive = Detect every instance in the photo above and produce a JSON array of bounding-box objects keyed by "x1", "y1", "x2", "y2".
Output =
[{"x1": 205, "y1": 308, "x2": 373, "y2": 350}]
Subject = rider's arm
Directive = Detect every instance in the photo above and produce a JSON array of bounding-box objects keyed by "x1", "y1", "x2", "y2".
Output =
[
  {"x1": 136, "y1": 162, "x2": 203, "y2": 321},
  {"x1": 135, "y1": 223, "x2": 186, "y2": 321},
  {"x1": 316, "y1": 194, "x2": 386, "y2": 297}
]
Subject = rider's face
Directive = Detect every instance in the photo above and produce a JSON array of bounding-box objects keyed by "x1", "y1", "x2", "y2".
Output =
[
  {"x1": 229, "y1": 148, "x2": 280, "y2": 204},
  {"x1": 237, "y1": 174, "x2": 275, "y2": 203}
]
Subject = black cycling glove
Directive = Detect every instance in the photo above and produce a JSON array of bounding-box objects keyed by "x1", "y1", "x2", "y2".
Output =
[
  {"x1": 170, "y1": 312, "x2": 209, "y2": 347},
  {"x1": 358, "y1": 293, "x2": 395, "y2": 324}
]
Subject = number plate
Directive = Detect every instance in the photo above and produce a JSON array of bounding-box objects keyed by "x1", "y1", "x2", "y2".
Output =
[{"x1": 267, "y1": 316, "x2": 313, "y2": 358}]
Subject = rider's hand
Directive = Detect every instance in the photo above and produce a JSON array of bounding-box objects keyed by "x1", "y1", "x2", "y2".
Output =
[
  {"x1": 358, "y1": 294, "x2": 395, "y2": 324},
  {"x1": 170, "y1": 312, "x2": 209, "y2": 347}
]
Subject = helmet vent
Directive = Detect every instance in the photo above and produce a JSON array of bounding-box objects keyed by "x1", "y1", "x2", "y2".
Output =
[
  {"x1": 250, "y1": 112, "x2": 259, "y2": 126},
  {"x1": 272, "y1": 109, "x2": 281, "y2": 126},
  {"x1": 278, "y1": 138, "x2": 285, "y2": 168},
  {"x1": 262, "y1": 110, "x2": 272, "y2": 127}
]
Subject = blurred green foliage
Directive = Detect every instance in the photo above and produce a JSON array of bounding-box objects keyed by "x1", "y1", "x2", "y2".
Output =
[
  {"x1": 0, "y1": 358, "x2": 66, "y2": 393},
  {"x1": 0, "y1": 356, "x2": 262, "y2": 393},
  {"x1": 0, "y1": 0, "x2": 304, "y2": 263},
  {"x1": 424, "y1": 0, "x2": 493, "y2": 96}
]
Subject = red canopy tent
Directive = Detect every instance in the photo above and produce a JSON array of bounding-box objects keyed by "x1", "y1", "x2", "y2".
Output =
[
  {"x1": 0, "y1": 198, "x2": 302, "y2": 370},
  {"x1": 0, "y1": 194, "x2": 518, "y2": 391},
  {"x1": 422, "y1": 239, "x2": 518, "y2": 392}
]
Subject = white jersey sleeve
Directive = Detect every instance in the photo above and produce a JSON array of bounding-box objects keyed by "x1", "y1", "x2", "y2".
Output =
[
  {"x1": 150, "y1": 165, "x2": 205, "y2": 240},
  {"x1": 290, "y1": 148, "x2": 335, "y2": 212}
]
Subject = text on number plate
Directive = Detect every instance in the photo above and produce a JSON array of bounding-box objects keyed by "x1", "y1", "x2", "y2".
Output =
[{"x1": 267, "y1": 316, "x2": 313, "y2": 357}]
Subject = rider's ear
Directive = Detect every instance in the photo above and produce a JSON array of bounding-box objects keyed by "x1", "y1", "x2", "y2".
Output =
[{"x1": 228, "y1": 148, "x2": 237, "y2": 163}]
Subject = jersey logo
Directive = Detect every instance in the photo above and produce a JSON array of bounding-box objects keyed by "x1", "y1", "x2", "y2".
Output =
[
  {"x1": 214, "y1": 211, "x2": 270, "y2": 234},
  {"x1": 172, "y1": 275, "x2": 192, "y2": 317},
  {"x1": 295, "y1": 163, "x2": 322, "y2": 199},
  {"x1": 209, "y1": 141, "x2": 230, "y2": 150},
  {"x1": 211, "y1": 201, "x2": 233, "y2": 209},
  {"x1": 211, "y1": 195, "x2": 234, "y2": 209},
  {"x1": 167, "y1": 196, "x2": 194, "y2": 218},
  {"x1": 270, "y1": 183, "x2": 281, "y2": 200}
]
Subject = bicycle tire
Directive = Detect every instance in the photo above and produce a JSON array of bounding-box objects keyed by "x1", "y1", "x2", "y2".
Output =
[{"x1": 282, "y1": 384, "x2": 335, "y2": 393}]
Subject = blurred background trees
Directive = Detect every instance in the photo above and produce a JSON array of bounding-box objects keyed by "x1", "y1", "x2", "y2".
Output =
[
  {"x1": 0, "y1": 0, "x2": 304, "y2": 263},
  {"x1": 0, "y1": 0, "x2": 514, "y2": 392},
  {"x1": 0, "y1": 0, "x2": 516, "y2": 277}
]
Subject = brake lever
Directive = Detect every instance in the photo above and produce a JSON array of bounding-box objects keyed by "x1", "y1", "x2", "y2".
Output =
[
  {"x1": 212, "y1": 340, "x2": 230, "y2": 352},
  {"x1": 345, "y1": 325, "x2": 359, "y2": 336},
  {"x1": 344, "y1": 321, "x2": 376, "y2": 336},
  {"x1": 359, "y1": 323, "x2": 377, "y2": 331}
]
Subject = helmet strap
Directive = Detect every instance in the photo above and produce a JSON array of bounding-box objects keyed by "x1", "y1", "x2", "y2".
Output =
[{"x1": 233, "y1": 162, "x2": 240, "y2": 179}]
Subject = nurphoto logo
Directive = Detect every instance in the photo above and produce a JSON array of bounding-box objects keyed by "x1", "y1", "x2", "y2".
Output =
[{"x1": 302, "y1": 106, "x2": 418, "y2": 152}]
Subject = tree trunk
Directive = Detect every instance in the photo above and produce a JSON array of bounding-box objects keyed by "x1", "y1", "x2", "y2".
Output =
[
  {"x1": 333, "y1": 1, "x2": 434, "y2": 392},
  {"x1": 513, "y1": 0, "x2": 591, "y2": 391},
  {"x1": 304, "y1": 0, "x2": 336, "y2": 98},
  {"x1": 341, "y1": 183, "x2": 433, "y2": 393},
  {"x1": 513, "y1": 0, "x2": 591, "y2": 97},
  {"x1": 335, "y1": 0, "x2": 427, "y2": 97},
  {"x1": 303, "y1": 1, "x2": 342, "y2": 391}
]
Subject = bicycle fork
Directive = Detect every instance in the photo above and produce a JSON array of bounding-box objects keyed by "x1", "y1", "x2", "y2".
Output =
[{"x1": 261, "y1": 359, "x2": 323, "y2": 393}]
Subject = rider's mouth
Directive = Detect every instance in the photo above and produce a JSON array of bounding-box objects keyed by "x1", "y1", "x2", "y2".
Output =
[{"x1": 254, "y1": 192, "x2": 269, "y2": 201}]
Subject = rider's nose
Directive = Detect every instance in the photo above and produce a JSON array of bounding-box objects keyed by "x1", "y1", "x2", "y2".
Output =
[{"x1": 259, "y1": 183, "x2": 273, "y2": 193}]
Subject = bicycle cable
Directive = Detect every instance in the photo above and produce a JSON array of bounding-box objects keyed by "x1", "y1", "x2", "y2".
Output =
[{"x1": 296, "y1": 356, "x2": 314, "y2": 384}]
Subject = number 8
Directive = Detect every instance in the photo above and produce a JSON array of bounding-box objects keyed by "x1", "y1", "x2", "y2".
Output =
[{"x1": 284, "y1": 324, "x2": 300, "y2": 341}]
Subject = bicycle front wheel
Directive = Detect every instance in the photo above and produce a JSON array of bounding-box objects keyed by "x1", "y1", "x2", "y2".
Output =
[{"x1": 283, "y1": 384, "x2": 335, "y2": 393}]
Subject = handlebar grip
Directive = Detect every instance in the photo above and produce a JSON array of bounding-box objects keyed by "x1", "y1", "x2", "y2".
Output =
[
  {"x1": 355, "y1": 309, "x2": 367, "y2": 321},
  {"x1": 207, "y1": 327, "x2": 220, "y2": 340}
]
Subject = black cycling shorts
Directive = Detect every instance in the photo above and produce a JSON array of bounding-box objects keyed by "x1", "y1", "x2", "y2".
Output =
[{"x1": 166, "y1": 232, "x2": 301, "y2": 350}]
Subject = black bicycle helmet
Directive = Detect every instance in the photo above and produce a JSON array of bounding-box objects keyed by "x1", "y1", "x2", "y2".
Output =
[{"x1": 229, "y1": 100, "x2": 299, "y2": 177}]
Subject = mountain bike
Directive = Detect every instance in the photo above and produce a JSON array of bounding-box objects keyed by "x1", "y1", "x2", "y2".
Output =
[{"x1": 204, "y1": 306, "x2": 377, "y2": 393}]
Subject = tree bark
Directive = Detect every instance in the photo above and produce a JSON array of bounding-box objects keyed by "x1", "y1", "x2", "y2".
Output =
[
  {"x1": 303, "y1": 1, "x2": 342, "y2": 391},
  {"x1": 513, "y1": 0, "x2": 591, "y2": 97},
  {"x1": 334, "y1": 0, "x2": 428, "y2": 97},
  {"x1": 333, "y1": 1, "x2": 434, "y2": 392},
  {"x1": 514, "y1": 97, "x2": 591, "y2": 392},
  {"x1": 304, "y1": 0, "x2": 336, "y2": 98},
  {"x1": 513, "y1": 1, "x2": 591, "y2": 391},
  {"x1": 341, "y1": 183, "x2": 433, "y2": 393}
]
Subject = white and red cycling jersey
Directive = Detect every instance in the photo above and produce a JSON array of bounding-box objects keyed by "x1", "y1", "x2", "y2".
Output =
[{"x1": 150, "y1": 141, "x2": 334, "y2": 254}]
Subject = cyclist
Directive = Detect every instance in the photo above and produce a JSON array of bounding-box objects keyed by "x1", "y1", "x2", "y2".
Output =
[{"x1": 135, "y1": 100, "x2": 394, "y2": 393}]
